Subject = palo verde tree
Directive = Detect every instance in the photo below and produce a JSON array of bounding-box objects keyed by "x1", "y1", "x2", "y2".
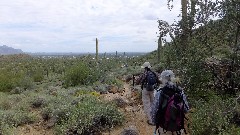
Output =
[
  {"x1": 216, "y1": 0, "x2": 240, "y2": 95},
  {"x1": 157, "y1": 20, "x2": 169, "y2": 62},
  {"x1": 158, "y1": 0, "x2": 240, "y2": 95},
  {"x1": 157, "y1": 1, "x2": 240, "y2": 134},
  {"x1": 166, "y1": 0, "x2": 193, "y2": 50}
]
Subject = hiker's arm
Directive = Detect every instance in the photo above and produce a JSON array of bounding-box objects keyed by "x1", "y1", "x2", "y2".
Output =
[
  {"x1": 135, "y1": 75, "x2": 142, "y2": 85},
  {"x1": 135, "y1": 73, "x2": 146, "y2": 85},
  {"x1": 151, "y1": 91, "x2": 162, "y2": 124}
]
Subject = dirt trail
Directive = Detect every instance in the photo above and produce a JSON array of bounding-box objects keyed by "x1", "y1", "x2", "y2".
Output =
[
  {"x1": 103, "y1": 83, "x2": 190, "y2": 135},
  {"x1": 17, "y1": 124, "x2": 53, "y2": 135},
  {"x1": 103, "y1": 83, "x2": 155, "y2": 135}
]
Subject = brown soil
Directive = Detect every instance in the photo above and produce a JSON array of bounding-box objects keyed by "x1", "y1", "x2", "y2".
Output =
[
  {"x1": 17, "y1": 123, "x2": 54, "y2": 135},
  {"x1": 17, "y1": 109, "x2": 54, "y2": 135},
  {"x1": 102, "y1": 83, "x2": 155, "y2": 135}
]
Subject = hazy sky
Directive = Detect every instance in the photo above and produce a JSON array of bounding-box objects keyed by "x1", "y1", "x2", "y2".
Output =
[{"x1": 0, "y1": 0, "x2": 181, "y2": 53}]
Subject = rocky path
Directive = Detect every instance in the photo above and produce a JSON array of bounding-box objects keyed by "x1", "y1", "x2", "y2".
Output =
[
  {"x1": 103, "y1": 83, "x2": 155, "y2": 135},
  {"x1": 103, "y1": 82, "x2": 191, "y2": 135}
]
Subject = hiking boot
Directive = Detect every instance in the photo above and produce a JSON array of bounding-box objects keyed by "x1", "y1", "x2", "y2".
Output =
[{"x1": 147, "y1": 120, "x2": 155, "y2": 126}]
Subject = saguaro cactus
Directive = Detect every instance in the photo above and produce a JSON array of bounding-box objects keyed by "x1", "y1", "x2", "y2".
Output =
[
  {"x1": 158, "y1": 36, "x2": 162, "y2": 63},
  {"x1": 104, "y1": 52, "x2": 106, "y2": 58},
  {"x1": 96, "y1": 38, "x2": 98, "y2": 61}
]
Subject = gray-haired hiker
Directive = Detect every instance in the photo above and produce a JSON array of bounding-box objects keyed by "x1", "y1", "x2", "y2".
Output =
[
  {"x1": 151, "y1": 70, "x2": 189, "y2": 135},
  {"x1": 136, "y1": 62, "x2": 160, "y2": 125}
]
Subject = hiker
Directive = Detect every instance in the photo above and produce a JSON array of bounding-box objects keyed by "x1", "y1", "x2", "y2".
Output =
[
  {"x1": 136, "y1": 62, "x2": 160, "y2": 125},
  {"x1": 151, "y1": 70, "x2": 189, "y2": 135}
]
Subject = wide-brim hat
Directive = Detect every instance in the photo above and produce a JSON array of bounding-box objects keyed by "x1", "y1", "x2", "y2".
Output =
[{"x1": 141, "y1": 62, "x2": 151, "y2": 68}]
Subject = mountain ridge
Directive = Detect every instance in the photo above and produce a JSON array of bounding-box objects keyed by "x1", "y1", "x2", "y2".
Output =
[{"x1": 0, "y1": 45, "x2": 23, "y2": 55}]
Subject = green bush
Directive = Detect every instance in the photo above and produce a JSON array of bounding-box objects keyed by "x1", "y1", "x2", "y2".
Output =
[
  {"x1": 92, "y1": 82, "x2": 108, "y2": 94},
  {"x1": 39, "y1": 90, "x2": 124, "y2": 135},
  {"x1": 64, "y1": 62, "x2": 98, "y2": 87},
  {"x1": 104, "y1": 75, "x2": 123, "y2": 88},
  {"x1": 190, "y1": 96, "x2": 240, "y2": 135},
  {"x1": 0, "y1": 110, "x2": 36, "y2": 127},
  {"x1": 0, "y1": 93, "x2": 37, "y2": 134},
  {"x1": 33, "y1": 69, "x2": 44, "y2": 82},
  {"x1": 0, "y1": 121, "x2": 15, "y2": 135},
  {"x1": 0, "y1": 71, "x2": 13, "y2": 92},
  {"x1": 54, "y1": 95, "x2": 124, "y2": 135},
  {"x1": 0, "y1": 69, "x2": 24, "y2": 92},
  {"x1": 17, "y1": 76, "x2": 34, "y2": 90},
  {"x1": 0, "y1": 68, "x2": 33, "y2": 92}
]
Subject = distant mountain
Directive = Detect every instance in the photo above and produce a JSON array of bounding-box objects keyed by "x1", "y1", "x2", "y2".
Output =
[{"x1": 0, "y1": 45, "x2": 23, "y2": 55}]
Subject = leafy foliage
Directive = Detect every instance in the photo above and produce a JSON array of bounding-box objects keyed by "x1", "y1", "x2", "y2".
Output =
[
  {"x1": 54, "y1": 95, "x2": 124, "y2": 134},
  {"x1": 63, "y1": 62, "x2": 92, "y2": 87},
  {"x1": 151, "y1": 0, "x2": 240, "y2": 134},
  {"x1": 190, "y1": 96, "x2": 240, "y2": 135},
  {"x1": 0, "y1": 54, "x2": 128, "y2": 134}
]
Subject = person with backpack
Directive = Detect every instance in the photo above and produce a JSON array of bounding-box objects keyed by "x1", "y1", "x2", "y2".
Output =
[
  {"x1": 136, "y1": 62, "x2": 160, "y2": 125},
  {"x1": 151, "y1": 70, "x2": 189, "y2": 135}
]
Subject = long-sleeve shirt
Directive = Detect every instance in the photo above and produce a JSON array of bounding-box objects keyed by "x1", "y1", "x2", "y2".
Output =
[{"x1": 151, "y1": 83, "x2": 190, "y2": 124}]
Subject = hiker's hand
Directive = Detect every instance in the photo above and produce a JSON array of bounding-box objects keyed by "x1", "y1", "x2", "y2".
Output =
[{"x1": 135, "y1": 76, "x2": 141, "y2": 85}]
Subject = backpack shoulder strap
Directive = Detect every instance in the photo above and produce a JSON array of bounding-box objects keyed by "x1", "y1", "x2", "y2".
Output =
[{"x1": 150, "y1": 70, "x2": 158, "y2": 79}]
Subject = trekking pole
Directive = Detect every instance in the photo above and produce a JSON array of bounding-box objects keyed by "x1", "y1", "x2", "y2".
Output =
[{"x1": 133, "y1": 75, "x2": 135, "y2": 86}]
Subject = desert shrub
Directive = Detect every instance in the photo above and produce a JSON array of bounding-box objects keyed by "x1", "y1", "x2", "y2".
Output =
[
  {"x1": 0, "y1": 92, "x2": 38, "y2": 134},
  {"x1": 41, "y1": 92, "x2": 73, "y2": 121},
  {"x1": 32, "y1": 69, "x2": 44, "y2": 82},
  {"x1": 93, "y1": 82, "x2": 108, "y2": 94},
  {"x1": 112, "y1": 98, "x2": 128, "y2": 108},
  {"x1": 74, "y1": 89, "x2": 99, "y2": 97},
  {"x1": 0, "y1": 69, "x2": 22, "y2": 92},
  {"x1": 40, "y1": 89, "x2": 123, "y2": 135},
  {"x1": 106, "y1": 77, "x2": 123, "y2": 88},
  {"x1": 0, "y1": 121, "x2": 15, "y2": 135},
  {"x1": 0, "y1": 110, "x2": 36, "y2": 127},
  {"x1": 190, "y1": 96, "x2": 240, "y2": 135},
  {"x1": 17, "y1": 76, "x2": 34, "y2": 90},
  {"x1": 63, "y1": 62, "x2": 97, "y2": 87},
  {"x1": 0, "y1": 68, "x2": 33, "y2": 92},
  {"x1": 31, "y1": 97, "x2": 45, "y2": 108},
  {"x1": 54, "y1": 95, "x2": 124, "y2": 135},
  {"x1": 0, "y1": 93, "x2": 17, "y2": 110}
]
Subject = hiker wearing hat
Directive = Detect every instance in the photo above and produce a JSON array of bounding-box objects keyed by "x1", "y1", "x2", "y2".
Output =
[
  {"x1": 136, "y1": 62, "x2": 160, "y2": 125},
  {"x1": 151, "y1": 70, "x2": 189, "y2": 135}
]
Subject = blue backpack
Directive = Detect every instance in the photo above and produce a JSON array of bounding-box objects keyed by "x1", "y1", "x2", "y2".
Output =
[{"x1": 145, "y1": 71, "x2": 157, "y2": 91}]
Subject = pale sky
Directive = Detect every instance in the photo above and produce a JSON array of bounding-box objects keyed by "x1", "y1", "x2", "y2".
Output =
[{"x1": 0, "y1": 0, "x2": 181, "y2": 53}]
